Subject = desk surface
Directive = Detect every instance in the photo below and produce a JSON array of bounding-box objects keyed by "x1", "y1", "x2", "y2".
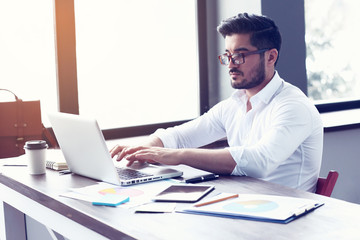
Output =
[{"x1": 1, "y1": 160, "x2": 360, "y2": 240}]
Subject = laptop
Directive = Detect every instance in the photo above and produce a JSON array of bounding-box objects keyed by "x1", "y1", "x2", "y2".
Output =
[{"x1": 48, "y1": 112, "x2": 183, "y2": 186}]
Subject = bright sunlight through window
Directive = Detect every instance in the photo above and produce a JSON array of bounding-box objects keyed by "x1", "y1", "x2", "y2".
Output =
[
  {"x1": 305, "y1": 0, "x2": 360, "y2": 103},
  {"x1": 0, "y1": 0, "x2": 57, "y2": 126},
  {"x1": 74, "y1": 0, "x2": 200, "y2": 129}
]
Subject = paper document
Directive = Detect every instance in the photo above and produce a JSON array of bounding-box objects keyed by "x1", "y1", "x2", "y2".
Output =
[
  {"x1": 60, "y1": 179, "x2": 181, "y2": 208},
  {"x1": 135, "y1": 202, "x2": 176, "y2": 213}
]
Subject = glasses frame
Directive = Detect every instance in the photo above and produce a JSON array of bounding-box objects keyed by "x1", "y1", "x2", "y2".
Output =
[{"x1": 218, "y1": 48, "x2": 270, "y2": 65}]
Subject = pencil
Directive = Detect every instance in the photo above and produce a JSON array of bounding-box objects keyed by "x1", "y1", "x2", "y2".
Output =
[{"x1": 194, "y1": 193, "x2": 239, "y2": 207}]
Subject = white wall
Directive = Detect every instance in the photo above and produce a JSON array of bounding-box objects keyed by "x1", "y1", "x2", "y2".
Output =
[{"x1": 322, "y1": 128, "x2": 360, "y2": 204}]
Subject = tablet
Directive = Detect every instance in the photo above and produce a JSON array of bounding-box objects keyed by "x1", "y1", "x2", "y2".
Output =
[{"x1": 153, "y1": 184, "x2": 215, "y2": 203}]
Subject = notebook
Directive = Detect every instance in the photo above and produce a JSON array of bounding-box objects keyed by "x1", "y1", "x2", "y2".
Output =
[
  {"x1": 46, "y1": 159, "x2": 68, "y2": 171},
  {"x1": 48, "y1": 112, "x2": 183, "y2": 186},
  {"x1": 46, "y1": 149, "x2": 68, "y2": 171}
]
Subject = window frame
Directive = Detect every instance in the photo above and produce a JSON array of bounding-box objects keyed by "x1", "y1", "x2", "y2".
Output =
[{"x1": 315, "y1": 100, "x2": 360, "y2": 113}]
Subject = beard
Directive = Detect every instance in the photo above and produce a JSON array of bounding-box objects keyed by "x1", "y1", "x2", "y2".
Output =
[{"x1": 230, "y1": 56, "x2": 266, "y2": 90}]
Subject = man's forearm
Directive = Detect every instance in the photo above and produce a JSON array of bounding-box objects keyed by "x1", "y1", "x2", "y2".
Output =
[
  {"x1": 143, "y1": 135, "x2": 164, "y2": 148},
  {"x1": 179, "y1": 148, "x2": 236, "y2": 175}
]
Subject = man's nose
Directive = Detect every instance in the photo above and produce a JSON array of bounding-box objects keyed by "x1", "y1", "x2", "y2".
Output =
[{"x1": 228, "y1": 58, "x2": 238, "y2": 68}]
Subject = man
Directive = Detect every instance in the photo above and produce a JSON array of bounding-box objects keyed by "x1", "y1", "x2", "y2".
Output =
[{"x1": 110, "y1": 13, "x2": 323, "y2": 192}]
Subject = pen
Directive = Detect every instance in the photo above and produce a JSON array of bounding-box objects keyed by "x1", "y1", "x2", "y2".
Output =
[
  {"x1": 194, "y1": 193, "x2": 239, "y2": 207},
  {"x1": 185, "y1": 173, "x2": 219, "y2": 183},
  {"x1": 2, "y1": 164, "x2": 27, "y2": 167},
  {"x1": 59, "y1": 170, "x2": 72, "y2": 175}
]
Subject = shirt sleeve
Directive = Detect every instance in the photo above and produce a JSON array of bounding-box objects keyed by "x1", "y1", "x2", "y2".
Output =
[
  {"x1": 152, "y1": 102, "x2": 228, "y2": 149},
  {"x1": 229, "y1": 100, "x2": 318, "y2": 178}
]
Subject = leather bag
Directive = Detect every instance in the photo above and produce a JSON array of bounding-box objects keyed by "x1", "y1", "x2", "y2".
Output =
[{"x1": 0, "y1": 89, "x2": 57, "y2": 158}]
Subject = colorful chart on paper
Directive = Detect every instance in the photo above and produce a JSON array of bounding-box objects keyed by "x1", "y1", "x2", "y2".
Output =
[{"x1": 223, "y1": 200, "x2": 279, "y2": 213}]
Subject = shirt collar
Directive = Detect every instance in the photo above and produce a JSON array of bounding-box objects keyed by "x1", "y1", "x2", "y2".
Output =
[{"x1": 231, "y1": 71, "x2": 283, "y2": 105}]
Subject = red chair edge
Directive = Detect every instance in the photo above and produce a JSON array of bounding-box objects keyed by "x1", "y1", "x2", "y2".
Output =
[{"x1": 316, "y1": 170, "x2": 339, "y2": 197}]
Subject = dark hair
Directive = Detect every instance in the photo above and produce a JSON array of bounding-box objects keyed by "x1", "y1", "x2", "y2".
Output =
[{"x1": 217, "y1": 13, "x2": 282, "y2": 65}]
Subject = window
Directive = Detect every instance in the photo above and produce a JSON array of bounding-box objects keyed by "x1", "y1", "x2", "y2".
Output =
[
  {"x1": 74, "y1": 0, "x2": 200, "y2": 129},
  {"x1": 305, "y1": 0, "x2": 360, "y2": 103},
  {"x1": 0, "y1": 0, "x2": 57, "y2": 126}
]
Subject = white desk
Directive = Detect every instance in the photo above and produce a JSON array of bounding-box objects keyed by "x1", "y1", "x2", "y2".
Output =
[{"x1": 1, "y1": 159, "x2": 360, "y2": 239}]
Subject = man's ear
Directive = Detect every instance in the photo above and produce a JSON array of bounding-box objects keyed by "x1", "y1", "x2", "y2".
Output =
[{"x1": 266, "y1": 49, "x2": 278, "y2": 65}]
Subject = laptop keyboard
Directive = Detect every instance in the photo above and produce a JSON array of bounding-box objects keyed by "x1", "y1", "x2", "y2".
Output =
[{"x1": 116, "y1": 167, "x2": 152, "y2": 180}]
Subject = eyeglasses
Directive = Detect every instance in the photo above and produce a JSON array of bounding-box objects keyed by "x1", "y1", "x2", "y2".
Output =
[{"x1": 218, "y1": 48, "x2": 269, "y2": 65}]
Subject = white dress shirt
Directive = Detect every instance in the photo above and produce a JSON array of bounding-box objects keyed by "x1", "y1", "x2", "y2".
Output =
[{"x1": 153, "y1": 72, "x2": 323, "y2": 192}]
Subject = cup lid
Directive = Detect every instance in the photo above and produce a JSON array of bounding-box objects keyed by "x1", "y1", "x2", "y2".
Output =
[{"x1": 24, "y1": 140, "x2": 48, "y2": 150}]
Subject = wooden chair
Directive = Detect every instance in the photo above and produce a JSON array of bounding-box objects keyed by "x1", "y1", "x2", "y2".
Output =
[{"x1": 315, "y1": 170, "x2": 339, "y2": 197}]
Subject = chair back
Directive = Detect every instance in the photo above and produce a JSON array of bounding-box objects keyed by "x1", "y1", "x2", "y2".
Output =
[{"x1": 316, "y1": 170, "x2": 339, "y2": 197}]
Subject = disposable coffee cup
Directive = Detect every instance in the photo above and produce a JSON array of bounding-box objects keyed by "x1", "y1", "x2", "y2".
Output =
[{"x1": 24, "y1": 140, "x2": 48, "y2": 175}]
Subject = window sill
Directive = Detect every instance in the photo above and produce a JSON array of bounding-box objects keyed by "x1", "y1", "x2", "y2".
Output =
[
  {"x1": 321, "y1": 108, "x2": 360, "y2": 132},
  {"x1": 103, "y1": 109, "x2": 360, "y2": 139}
]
